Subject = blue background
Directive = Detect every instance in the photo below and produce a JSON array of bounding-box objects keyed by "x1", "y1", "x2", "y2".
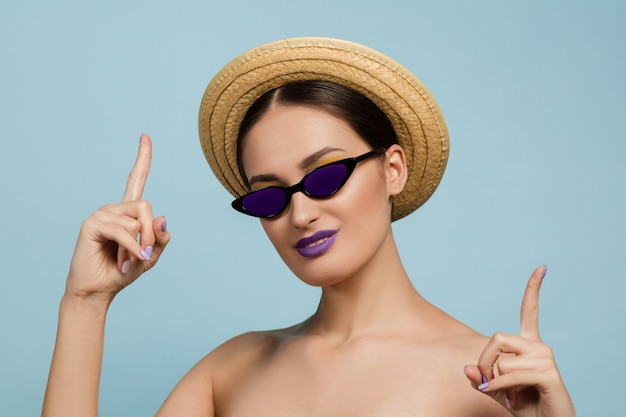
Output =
[{"x1": 1, "y1": 1, "x2": 624, "y2": 416}]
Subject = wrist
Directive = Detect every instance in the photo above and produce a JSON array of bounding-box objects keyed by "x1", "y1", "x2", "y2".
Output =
[{"x1": 60, "y1": 291, "x2": 114, "y2": 315}]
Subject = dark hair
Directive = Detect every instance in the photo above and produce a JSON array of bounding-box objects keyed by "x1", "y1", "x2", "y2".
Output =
[{"x1": 236, "y1": 80, "x2": 399, "y2": 188}]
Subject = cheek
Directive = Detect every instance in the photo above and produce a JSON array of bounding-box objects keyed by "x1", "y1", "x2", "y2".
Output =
[
  {"x1": 259, "y1": 219, "x2": 307, "y2": 277},
  {"x1": 339, "y1": 168, "x2": 391, "y2": 220}
]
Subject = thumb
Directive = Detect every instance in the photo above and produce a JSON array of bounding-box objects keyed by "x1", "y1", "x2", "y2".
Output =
[
  {"x1": 463, "y1": 365, "x2": 484, "y2": 389},
  {"x1": 464, "y1": 365, "x2": 513, "y2": 412},
  {"x1": 149, "y1": 216, "x2": 170, "y2": 263},
  {"x1": 133, "y1": 216, "x2": 170, "y2": 276}
]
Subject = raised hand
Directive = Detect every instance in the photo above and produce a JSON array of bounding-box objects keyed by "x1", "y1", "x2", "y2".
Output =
[
  {"x1": 464, "y1": 266, "x2": 576, "y2": 416},
  {"x1": 43, "y1": 135, "x2": 170, "y2": 417},
  {"x1": 65, "y1": 134, "x2": 169, "y2": 300}
]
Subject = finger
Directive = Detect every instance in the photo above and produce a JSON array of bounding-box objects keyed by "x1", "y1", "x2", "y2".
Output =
[
  {"x1": 127, "y1": 216, "x2": 170, "y2": 275},
  {"x1": 122, "y1": 134, "x2": 153, "y2": 202},
  {"x1": 99, "y1": 200, "x2": 155, "y2": 269},
  {"x1": 494, "y1": 348, "x2": 555, "y2": 376},
  {"x1": 467, "y1": 364, "x2": 512, "y2": 412},
  {"x1": 90, "y1": 219, "x2": 147, "y2": 263},
  {"x1": 520, "y1": 265, "x2": 547, "y2": 340},
  {"x1": 477, "y1": 369, "x2": 546, "y2": 393},
  {"x1": 505, "y1": 389, "x2": 515, "y2": 411},
  {"x1": 149, "y1": 216, "x2": 170, "y2": 262},
  {"x1": 102, "y1": 201, "x2": 156, "y2": 245},
  {"x1": 477, "y1": 332, "x2": 538, "y2": 380},
  {"x1": 463, "y1": 364, "x2": 483, "y2": 389},
  {"x1": 89, "y1": 207, "x2": 142, "y2": 236},
  {"x1": 132, "y1": 200, "x2": 156, "y2": 257}
]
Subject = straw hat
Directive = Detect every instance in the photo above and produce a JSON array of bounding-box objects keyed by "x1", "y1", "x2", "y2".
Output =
[{"x1": 199, "y1": 37, "x2": 449, "y2": 221}]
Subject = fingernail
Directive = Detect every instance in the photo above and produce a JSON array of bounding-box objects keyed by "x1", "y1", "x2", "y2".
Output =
[
  {"x1": 478, "y1": 381, "x2": 489, "y2": 391},
  {"x1": 121, "y1": 260, "x2": 131, "y2": 274},
  {"x1": 140, "y1": 246, "x2": 153, "y2": 261},
  {"x1": 505, "y1": 396, "x2": 513, "y2": 410},
  {"x1": 161, "y1": 217, "x2": 167, "y2": 233},
  {"x1": 481, "y1": 374, "x2": 488, "y2": 384},
  {"x1": 541, "y1": 265, "x2": 548, "y2": 279}
]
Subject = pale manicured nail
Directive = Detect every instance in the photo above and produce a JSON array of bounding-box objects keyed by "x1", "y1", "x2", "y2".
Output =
[
  {"x1": 161, "y1": 217, "x2": 167, "y2": 232},
  {"x1": 505, "y1": 396, "x2": 513, "y2": 410},
  {"x1": 140, "y1": 246, "x2": 153, "y2": 261},
  {"x1": 541, "y1": 265, "x2": 548, "y2": 279},
  {"x1": 481, "y1": 375, "x2": 488, "y2": 384},
  {"x1": 121, "y1": 260, "x2": 131, "y2": 274},
  {"x1": 478, "y1": 381, "x2": 489, "y2": 391}
]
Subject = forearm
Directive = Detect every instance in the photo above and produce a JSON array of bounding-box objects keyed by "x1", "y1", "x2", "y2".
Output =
[{"x1": 42, "y1": 294, "x2": 112, "y2": 417}]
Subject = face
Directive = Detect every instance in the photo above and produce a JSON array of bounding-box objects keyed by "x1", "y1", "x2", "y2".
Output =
[{"x1": 240, "y1": 104, "x2": 404, "y2": 287}]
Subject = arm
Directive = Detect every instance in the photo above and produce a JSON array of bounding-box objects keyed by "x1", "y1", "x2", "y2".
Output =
[
  {"x1": 155, "y1": 331, "x2": 270, "y2": 417},
  {"x1": 464, "y1": 266, "x2": 576, "y2": 417},
  {"x1": 42, "y1": 295, "x2": 110, "y2": 417},
  {"x1": 42, "y1": 135, "x2": 170, "y2": 417},
  {"x1": 155, "y1": 354, "x2": 216, "y2": 417}
]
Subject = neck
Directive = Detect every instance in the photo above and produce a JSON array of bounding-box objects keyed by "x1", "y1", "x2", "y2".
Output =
[{"x1": 305, "y1": 230, "x2": 431, "y2": 340}]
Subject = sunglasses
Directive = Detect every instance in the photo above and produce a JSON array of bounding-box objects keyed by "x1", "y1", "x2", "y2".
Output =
[{"x1": 232, "y1": 148, "x2": 386, "y2": 218}]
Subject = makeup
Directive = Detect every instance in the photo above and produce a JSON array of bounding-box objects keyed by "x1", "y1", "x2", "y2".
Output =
[
  {"x1": 296, "y1": 230, "x2": 337, "y2": 258},
  {"x1": 140, "y1": 246, "x2": 153, "y2": 261}
]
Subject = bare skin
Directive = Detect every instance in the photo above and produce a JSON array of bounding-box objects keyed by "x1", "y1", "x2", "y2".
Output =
[
  {"x1": 42, "y1": 110, "x2": 576, "y2": 417},
  {"x1": 42, "y1": 135, "x2": 170, "y2": 417}
]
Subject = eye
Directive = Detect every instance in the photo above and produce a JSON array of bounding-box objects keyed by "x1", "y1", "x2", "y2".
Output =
[{"x1": 304, "y1": 163, "x2": 349, "y2": 197}]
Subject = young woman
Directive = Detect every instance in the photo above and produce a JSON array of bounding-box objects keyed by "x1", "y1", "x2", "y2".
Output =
[{"x1": 42, "y1": 38, "x2": 576, "y2": 417}]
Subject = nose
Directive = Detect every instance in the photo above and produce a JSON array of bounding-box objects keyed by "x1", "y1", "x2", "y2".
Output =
[{"x1": 288, "y1": 191, "x2": 320, "y2": 229}]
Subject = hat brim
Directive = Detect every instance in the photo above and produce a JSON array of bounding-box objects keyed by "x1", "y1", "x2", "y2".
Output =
[{"x1": 199, "y1": 37, "x2": 449, "y2": 221}]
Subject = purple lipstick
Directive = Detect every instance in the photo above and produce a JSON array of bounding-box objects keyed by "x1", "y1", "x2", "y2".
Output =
[{"x1": 295, "y1": 230, "x2": 337, "y2": 258}]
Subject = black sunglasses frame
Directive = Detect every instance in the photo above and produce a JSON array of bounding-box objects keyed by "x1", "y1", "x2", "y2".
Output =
[{"x1": 232, "y1": 148, "x2": 386, "y2": 218}]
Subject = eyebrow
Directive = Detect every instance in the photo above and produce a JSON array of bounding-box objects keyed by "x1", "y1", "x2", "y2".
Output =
[
  {"x1": 248, "y1": 146, "x2": 345, "y2": 187},
  {"x1": 298, "y1": 146, "x2": 345, "y2": 170}
]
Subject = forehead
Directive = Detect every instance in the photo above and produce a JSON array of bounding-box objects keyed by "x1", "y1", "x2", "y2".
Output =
[{"x1": 240, "y1": 104, "x2": 368, "y2": 174}]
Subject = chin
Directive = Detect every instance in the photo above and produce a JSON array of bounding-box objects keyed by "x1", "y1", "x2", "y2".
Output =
[
  {"x1": 296, "y1": 273, "x2": 346, "y2": 288},
  {"x1": 285, "y1": 253, "x2": 363, "y2": 288}
]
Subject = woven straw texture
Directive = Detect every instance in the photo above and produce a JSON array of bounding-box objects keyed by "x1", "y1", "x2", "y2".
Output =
[{"x1": 199, "y1": 37, "x2": 449, "y2": 221}]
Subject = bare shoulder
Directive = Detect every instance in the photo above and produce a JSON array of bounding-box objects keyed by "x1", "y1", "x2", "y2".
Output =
[
  {"x1": 406, "y1": 314, "x2": 509, "y2": 416},
  {"x1": 155, "y1": 327, "x2": 292, "y2": 417},
  {"x1": 443, "y1": 325, "x2": 491, "y2": 360},
  {"x1": 155, "y1": 316, "x2": 509, "y2": 417}
]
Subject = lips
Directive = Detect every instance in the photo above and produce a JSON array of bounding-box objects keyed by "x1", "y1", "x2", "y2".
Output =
[{"x1": 295, "y1": 229, "x2": 337, "y2": 258}]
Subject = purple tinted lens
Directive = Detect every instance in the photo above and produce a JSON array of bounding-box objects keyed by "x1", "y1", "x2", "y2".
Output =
[
  {"x1": 242, "y1": 188, "x2": 287, "y2": 217},
  {"x1": 304, "y1": 163, "x2": 348, "y2": 197}
]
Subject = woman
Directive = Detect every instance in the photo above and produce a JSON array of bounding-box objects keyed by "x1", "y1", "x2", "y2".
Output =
[{"x1": 42, "y1": 38, "x2": 576, "y2": 416}]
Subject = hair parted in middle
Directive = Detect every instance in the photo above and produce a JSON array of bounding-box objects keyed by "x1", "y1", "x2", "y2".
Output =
[{"x1": 236, "y1": 80, "x2": 399, "y2": 189}]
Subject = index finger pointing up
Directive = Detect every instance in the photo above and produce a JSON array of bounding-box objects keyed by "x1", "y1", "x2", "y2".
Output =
[
  {"x1": 122, "y1": 134, "x2": 153, "y2": 202},
  {"x1": 519, "y1": 265, "x2": 547, "y2": 340}
]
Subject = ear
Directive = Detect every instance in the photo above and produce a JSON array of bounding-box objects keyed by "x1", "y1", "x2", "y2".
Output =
[{"x1": 385, "y1": 144, "x2": 408, "y2": 196}]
